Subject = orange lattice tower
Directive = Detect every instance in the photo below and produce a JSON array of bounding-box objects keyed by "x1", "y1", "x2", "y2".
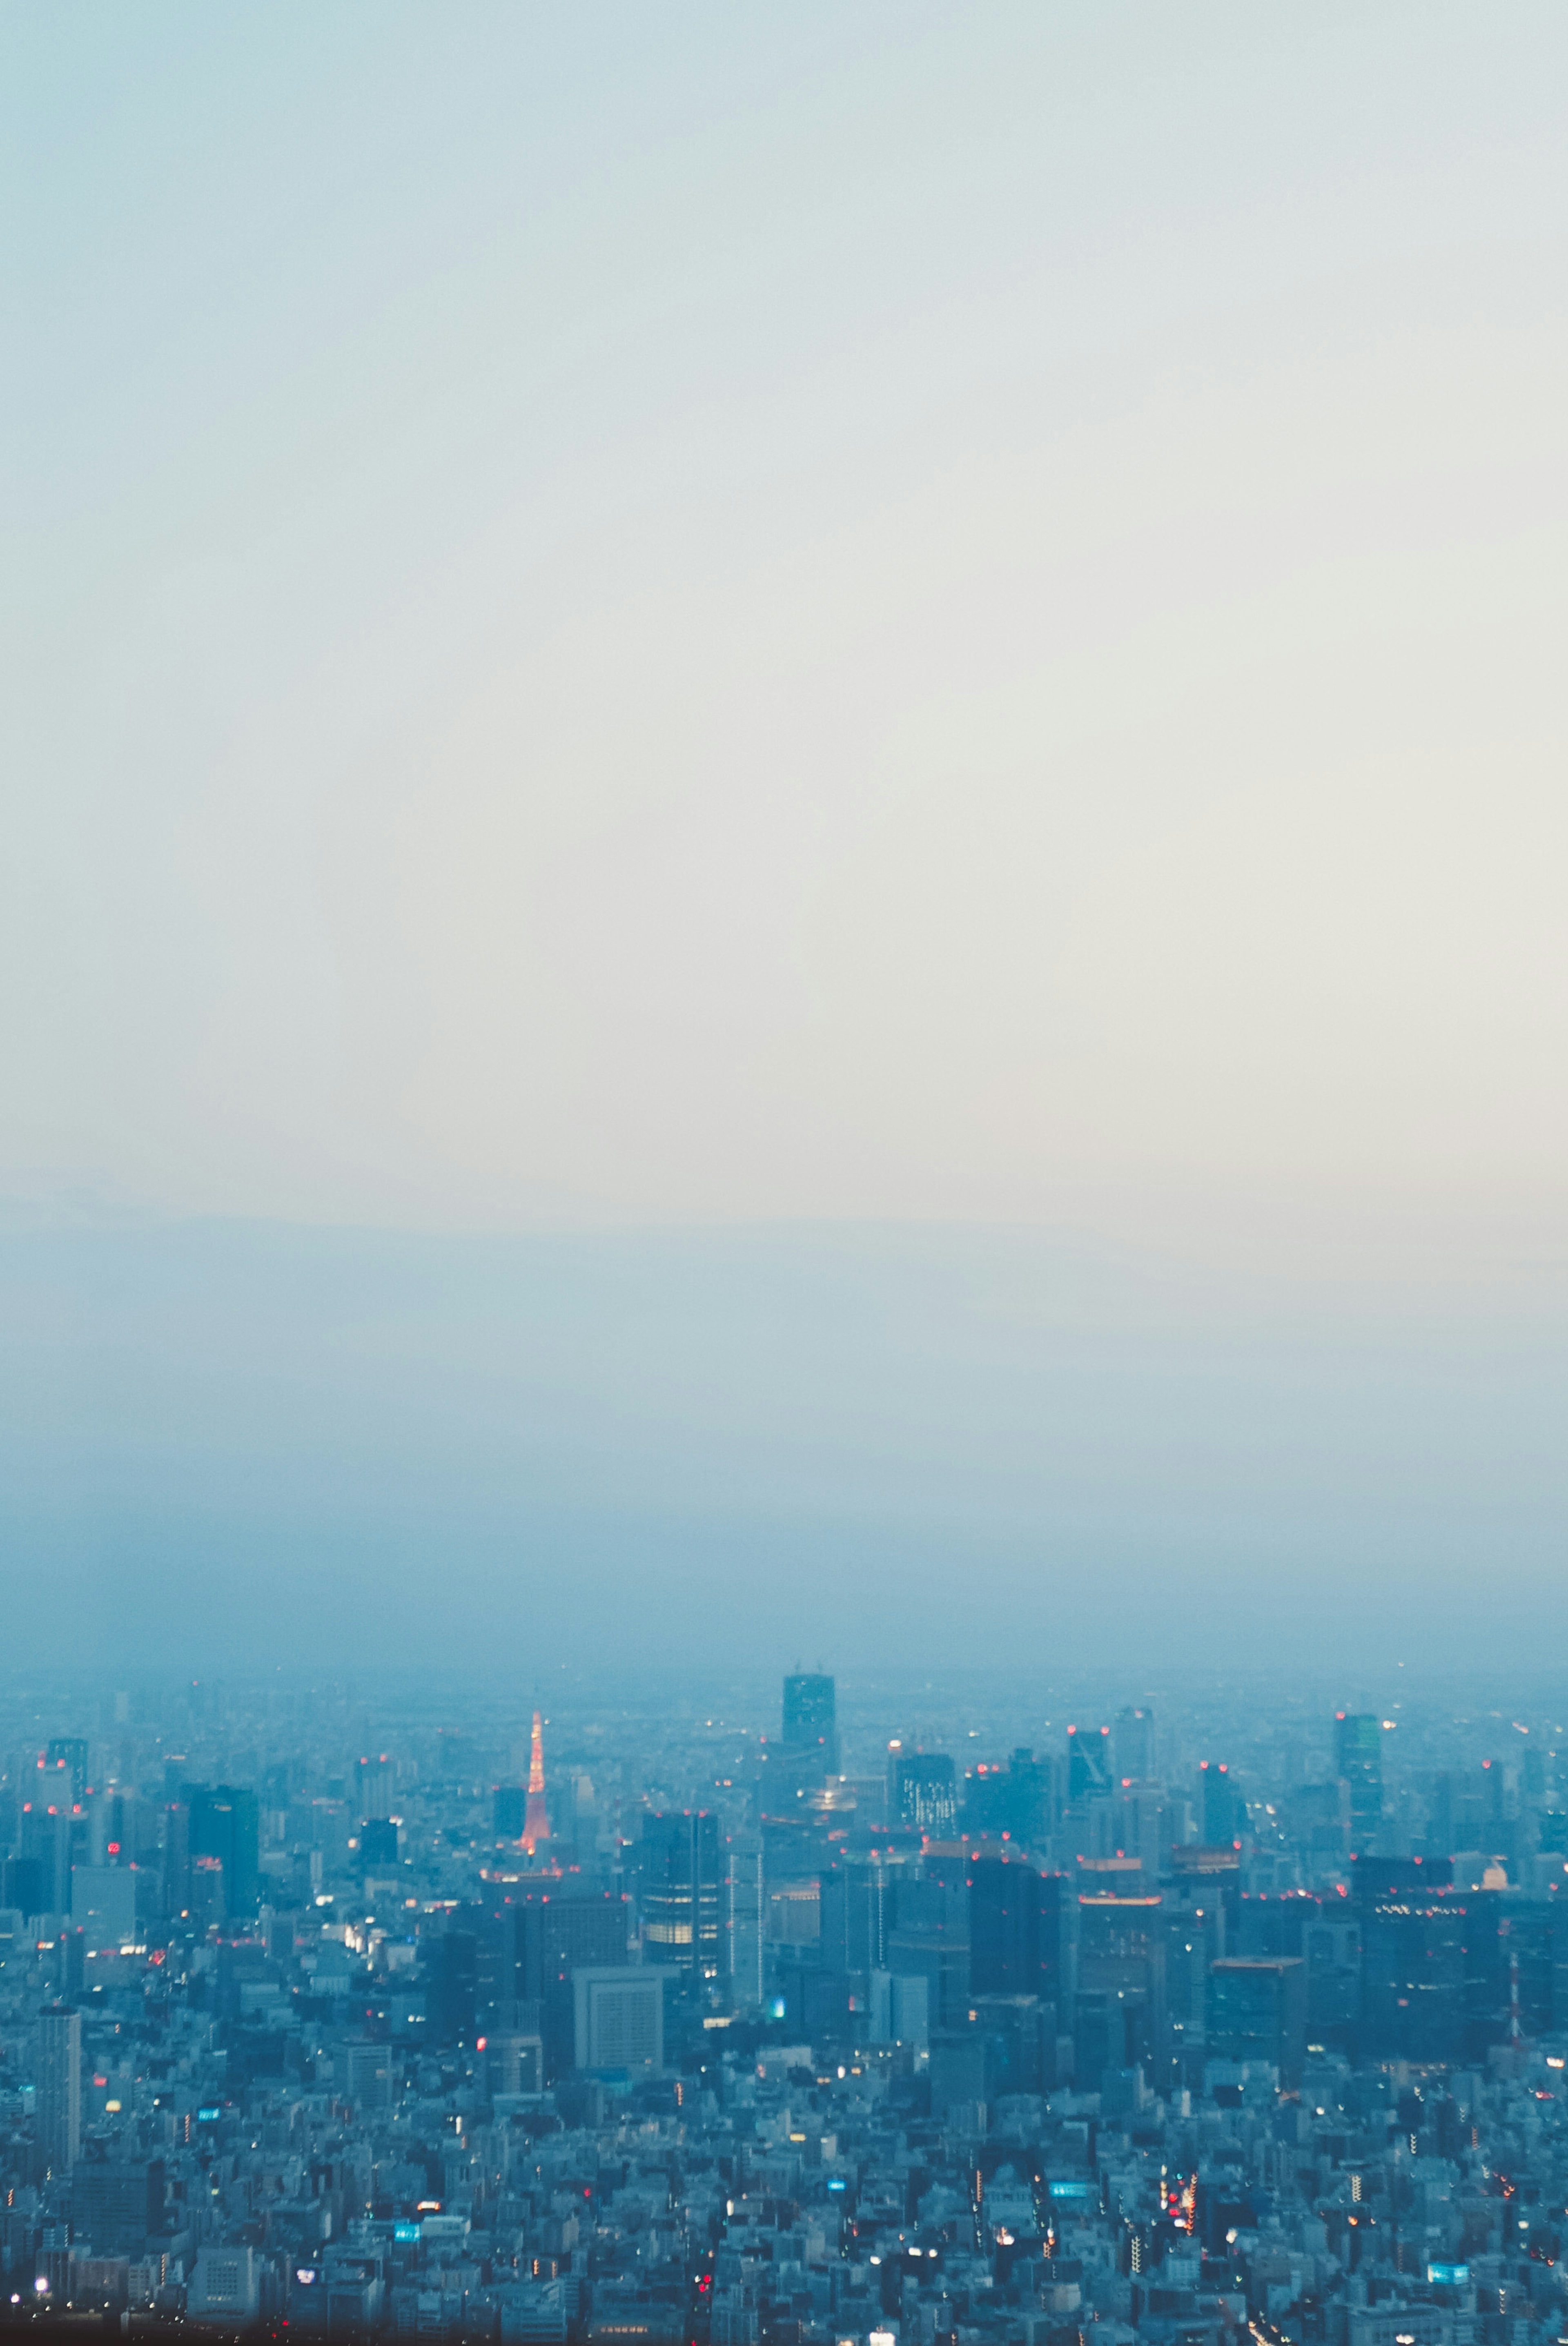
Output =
[{"x1": 522, "y1": 1709, "x2": 550, "y2": 1856}]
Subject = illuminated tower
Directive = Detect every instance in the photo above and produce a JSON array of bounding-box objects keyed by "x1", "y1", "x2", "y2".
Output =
[{"x1": 523, "y1": 1711, "x2": 550, "y2": 1856}]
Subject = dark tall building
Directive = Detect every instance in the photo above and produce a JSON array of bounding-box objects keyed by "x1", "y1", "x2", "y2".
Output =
[
  {"x1": 493, "y1": 1785, "x2": 527, "y2": 1840},
  {"x1": 1076, "y1": 1892, "x2": 1165, "y2": 2077},
  {"x1": 963, "y1": 1749, "x2": 1052, "y2": 1846},
  {"x1": 504, "y1": 1883, "x2": 632, "y2": 2077},
  {"x1": 1199, "y1": 1761, "x2": 1243, "y2": 1848},
  {"x1": 889, "y1": 1751, "x2": 958, "y2": 1838},
  {"x1": 1335, "y1": 1713, "x2": 1384, "y2": 1851},
  {"x1": 782, "y1": 1673, "x2": 838, "y2": 1771},
  {"x1": 427, "y1": 1925, "x2": 478, "y2": 2042},
  {"x1": 969, "y1": 1852, "x2": 1077, "y2": 2025},
  {"x1": 819, "y1": 1850, "x2": 904, "y2": 1977},
  {"x1": 639, "y1": 1811, "x2": 724, "y2": 1980},
  {"x1": 18, "y1": 1801, "x2": 71, "y2": 1916},
  {"x1": 1206, "y1": 1957, "x2": 1307, "y2": 2084},
  {"x1": 185, "y1": 1785, "x2": 261, "y2": 1919},
  {"x1": 1067, "y1": 1724, "x2": 1114, "y2": 1803},
  {"x1": 1355, "y1": 1856, "x2": 1465, "y2": 2062},
  {"x1": 71, "y1": 2160, "x2": 165, "y2": 2255},
  {"x1": 359, "y1": 1818, "x2": 399, "y2": 1867},
  {"x1": 162, "y1": 1803, "x2": 190, "y2": 1918}
]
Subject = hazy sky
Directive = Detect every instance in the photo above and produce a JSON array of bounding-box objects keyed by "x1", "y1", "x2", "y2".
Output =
[
  {"x1": 6, "y1": 11, "x2": 1567, "y2": 1674},
  {"x1": 7, "y1": 5, "x2": 1568, "y2": 1248}
]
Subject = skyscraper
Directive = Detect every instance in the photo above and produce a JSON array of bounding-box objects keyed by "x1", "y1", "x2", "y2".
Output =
[
  {"x1": 639, "y1": 1811, "x2": 724, "y2": 1980},
  {"x1": 1334, "y1": 1713, "x2": 1384, "y2": 1851},
  {"x1": 782, "y1": 1673, "x2": 838, "y2": 1772},
  {"x1": 185, "y1": 1786, "x2": 260, "y2": 1918},
  {"x1": 36, "y1": 2004, "x2": 80, "y2": 2174},
  {"x1": 888, "y1": 1749, "x2": 958, "y2": 1838},
  {"x1": 1067, "y1": 1724, "x2": 1114, "y2": 1803},
  {"x1": 1114, "y1": 1707, "x2": 1155, "y2": 1783},
  {"x1": 355, "y1": 1754, "x2": 393, "y2": 1821},
  {"x1": 727, "y1": 1833, "x2": 765, "y2": 2010},
  {"x1": 523, "y1": 1712, "x2": 550, "y2": 1856},
  {"x1": 1199, "y1": 1760, "x2": 1242, "y2": 1848}
]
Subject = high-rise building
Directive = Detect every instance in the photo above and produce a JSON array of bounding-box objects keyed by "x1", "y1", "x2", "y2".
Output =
[
  {"x1": 493, "y1": 1785, "x2": 526, "y2": 1840},
  {"x1": 1354, "y1": 1856, "x2": 1464, "y2": 2061},
  {"x1": 1199, "y1": 1761, "x2": 1243, "y2": 1848},
  {"x1": 638, "y1": 1812, "x2": 724, "y2": 1980},
  {"x1": 1114, "y1": 1708, "x2": 1156, "y2": 1784},
  {"x1": 782, "y1": 1673, "x2": 838, "y2": 1773},
  {"x1": 36, "y1": 2004, "x2": 81, "y2": 2174},
  {"x1": 523, "y1": 1712, "x2": 550, "y2": 1856},
  {"x1": 161, "y1": 1802, "x2": 190, "y2": 1918},
  {"x1": 355, "y1": 1754, "x2": 393, "y2": 1821},
  {"x1": 1334, "y1": 1713, "x2": 1384, "y2": 1851},
  {"x1": 71, "y1": 2160, "x2": 165, "y2": 2255},
  {"x1": 574, "y1": 1968, "x2": 663, "y2": 2072},
  {"x1": 969, "y1": 1854, "x2": 1077, "y2": 2023},
  {"x1": 727, "y1": 1834, "x2": 765, "y2": 2010},
  {"x1": 1067, "y1": 1725, "x2": 1114, "y2": 1804},
  {"x1": 1206, "y1": 1956, "x2": 1307, "y2": 2083},
  {"x1": 185, "y1": 1786, "x2": 260, "y2": 1919},
  {"x1": 18, "y1": 1802, "x2": 71, "y2": 1916},
  {"x1": 889, "y1": 1750, "x2": 958, "y2": 1839}
]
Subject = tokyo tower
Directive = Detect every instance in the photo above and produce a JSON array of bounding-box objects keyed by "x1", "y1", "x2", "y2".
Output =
[{"x1": 522, "y1": 1709, "x2": 550, "y2": 1856}]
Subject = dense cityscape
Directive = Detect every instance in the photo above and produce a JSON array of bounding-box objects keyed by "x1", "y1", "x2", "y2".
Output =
[{"x1": 0, "y1": 1671, "x2": 1565, "y2": 2344}]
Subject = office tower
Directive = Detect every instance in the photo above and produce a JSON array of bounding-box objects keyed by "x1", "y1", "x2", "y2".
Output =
[
  {"x1": 45, "y1": 1739, "x2": 89, "y2": 1801},
  {"x1": 71, "y1": 2160, "x2": 165, "y2": 2255},
  {"x1": 884, "y1": 1868, "x2": 970, "y2": 2031},
  {"x1": 963, "y1": 1750, "x2": 1053, "y2": 1845},
  {"x1": 822, "y1": 1848, "x2": 904, "y2": 1977},
  {"x1": 1355, "y1": 1856, "x2": 1465, "y2": 2062},
  {"x1": 355, "y1": 1754, "x2": 393, "y2": 1821},
  {"x1": 782, "y1": 1673, "x2": 839, "y2": 1773},
  {"x1": 428, "y1": 1926, "x2": 478, "y2": 2042},
  {"x1": 888, "y1": 1749, "x2": 958, "y2": 1838},
  {"x1": 36, "y1": 2004, "x2": 81, "y2": 2174},
  {"x1": 1067, "y1": 1724, "x2": 1114, "y2": 1803},
  {"x1": 639, "y1": 1812, "x2": 724, "y2": 1980},
  {"x1": 1206, "y1": 1957, "x2": 1307, "y2": 2083},
  {"x1": 574, "y1": 1968, "x2": 663, "y2": 2071},
  {"x1": 185, "y1": 1785, "x2": 260, "y2": 1918},
  {"x1": 1199, "y1": 1761, "x2": 1242, "y2": 1848},
  {"x1": 1075, "y1": 1889, "x2": 1165, "y2": 2079},
  {"x1": 1334, "y1": 1713, "x2": 1384, "y2": 1851},
  {"x1": 523, "y1": 1712, "x2": 550, "y2": 1856},
  {"x1": 343, "y1": 2041, "x2": 395, "y2": 2116},
  {"x1": 969, "y1": 1854, "x2": 1077, "y2": 2020},
  {"x1": 359, "y1": 1818, "x2": 399, "y2": 1867},
  {"x1": 161, "y1": 1803, "x2": 190, "y2": 1918},
  {"x1": 727, "y1": 1834, "x2": 765, "y2": 2009},
  {"x1": 1114, "y1": 1707, "x2": 1156, "y2": 1783},
  {"x1": 19, "y1": 1801, "x2": 71, "y2": 1916},
  {"x1": 493, "y1": 1785, "x2": 526, "y2": 1840},
  {"x1": 508, "y1": 1882, "x2": 631, "y2": 2076}
]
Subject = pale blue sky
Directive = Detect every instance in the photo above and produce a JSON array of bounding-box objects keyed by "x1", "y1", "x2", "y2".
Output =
[
  {"x1": 5, "y1": 11, "x2": 1568, "y2": 1669},
  {"x1": 6, "y1": 5, "x2": 1568, "y2": 1247}
]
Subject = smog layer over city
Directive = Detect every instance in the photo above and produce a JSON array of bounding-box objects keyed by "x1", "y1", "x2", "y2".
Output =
[{"x1": 5, "y1": 8, "x2": 1568, "y2": 2346}]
